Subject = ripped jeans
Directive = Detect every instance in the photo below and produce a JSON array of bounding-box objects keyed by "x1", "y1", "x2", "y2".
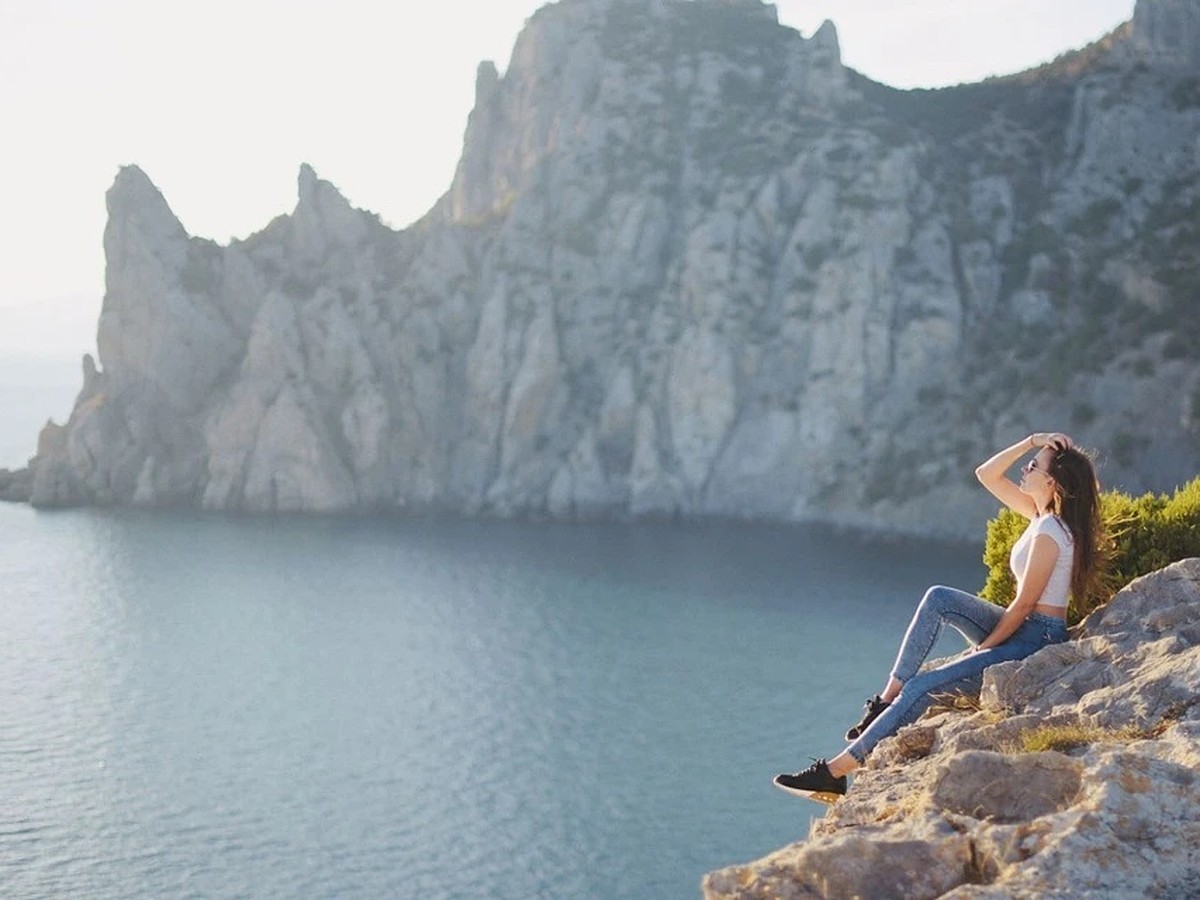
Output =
[{"x1": 845, "y1": 585, "x2": 1068, "y2": 763}]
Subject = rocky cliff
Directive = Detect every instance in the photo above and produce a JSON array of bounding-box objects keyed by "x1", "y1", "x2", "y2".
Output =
[
  {"x1": 704, "y1": 557, "x2": 1200, "y2": 898},
  {"x1": 6, "y1": 0, "x2": 1200, "y2": 536}
]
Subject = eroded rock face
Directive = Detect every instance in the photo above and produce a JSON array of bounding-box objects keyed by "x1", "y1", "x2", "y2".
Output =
[
  {"x1": 1123, "y1": 0, "x2": 1200, "y2": 69},
  {"x1": 703, "y1": 558, "x2": 1200, "y2": 899},
  {"x1": 15, "y1": 0, "x2": 1200, "y2": 534},
  {"x1": 929, "y1": 751, "x2": 1083, "y2": 823}
]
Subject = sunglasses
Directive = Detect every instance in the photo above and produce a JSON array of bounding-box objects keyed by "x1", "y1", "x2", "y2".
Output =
[{"x1": 1023, "y1": 453, "x2": 1061, "y2": 475}]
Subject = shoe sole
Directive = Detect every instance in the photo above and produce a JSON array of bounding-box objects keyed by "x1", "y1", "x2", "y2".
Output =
[{"x1": 772, "y1": 776, "x2": 844, "y2": 804}]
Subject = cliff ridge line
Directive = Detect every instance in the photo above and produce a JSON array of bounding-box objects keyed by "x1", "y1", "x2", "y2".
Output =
[{"x1": 1, "y1": 0, "x2": 1198, "y2": 536}]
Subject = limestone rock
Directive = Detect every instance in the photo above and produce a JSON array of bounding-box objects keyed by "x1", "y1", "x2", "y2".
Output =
[
  {"x1": 704, "y1": 833, "x2": 974, "y2": 900},
  {"x1": 1123, "y1": 0, "x2": 1200, "y2": 69},
  {"x1": 0, "y1": 466, "x2": 32, "y2": 502},
  {"x1": 10, "y1": 0, "x2": 1200, "y2": 534},
  {"x1": 703, "y1": 559, "x2": 1200, "y2": 898},
  {"x1": 929, "y1": 750, "x2": 1083, "y2": 823}
]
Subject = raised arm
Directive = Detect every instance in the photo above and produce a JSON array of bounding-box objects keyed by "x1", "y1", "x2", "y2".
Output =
[
  {"x1": 974, "y1": 436, "x2": 1040, "y2": 519},
  {"x1": 974, "y1": 432, "x2": 1073, "y2": 518}
]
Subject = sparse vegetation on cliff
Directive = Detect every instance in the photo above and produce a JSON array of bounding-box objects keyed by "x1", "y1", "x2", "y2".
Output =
[{"x1": 1004, "y1": 700, "x2": 1189, "y2": 754}]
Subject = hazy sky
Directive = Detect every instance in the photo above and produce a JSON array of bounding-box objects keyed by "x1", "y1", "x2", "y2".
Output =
[{"x1": 0, "y1": 0, "x2": 1135, "y2": 360}]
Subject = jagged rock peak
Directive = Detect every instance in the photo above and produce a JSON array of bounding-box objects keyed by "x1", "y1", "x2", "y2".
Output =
[
  {"x1": 1128, "y1": 0, "x2": 1200, "y2": 68},
  {"x1": 475, "y1": 60, "x2": 500, "y2": 107},
  {"x1": 296, "y1": 162, "x2": 348, "y2": 210},
  {"x1": 106, "y1": 164, "x2": 186, "y2": 241},
  {"x1": 519, "y1": 0, "x2": 780, "y2": 47},
  {"x1": 809, "y1": 18, "x2": 840, "y2": 62},
  {"x1": 14, "y1": 0, "x2": 1200, "y2": 529},
  {"x1": 292, "y1": 163, "x2": 371, "y2": 252},
  {"x1": 294, "y1": 163, "x2": 362, "y2": 225},
  {"x1": 81, "y1": 353, "x2": 101, "y2": 398}
]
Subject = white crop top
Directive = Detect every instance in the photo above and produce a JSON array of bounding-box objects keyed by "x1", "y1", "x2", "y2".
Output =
[{"x1": 1009, "y1": 515, "x2": 1075, "y2": 608}]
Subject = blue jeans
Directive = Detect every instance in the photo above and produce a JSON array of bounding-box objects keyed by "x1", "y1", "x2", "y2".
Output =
[{"x1": 845, "y1": 585, "x2": 1068, "y2": 763}]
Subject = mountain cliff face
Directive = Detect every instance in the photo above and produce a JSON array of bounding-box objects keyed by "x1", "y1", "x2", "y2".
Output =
[
  {"x1": 11, "y1": 0, "x2": 1200, "y2": 536},
  {"x1": 704, "y1": 557, "x2": 1200, "y2": 898}
]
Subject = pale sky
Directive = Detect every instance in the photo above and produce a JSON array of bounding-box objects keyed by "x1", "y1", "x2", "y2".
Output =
[{"x1": 0, "y1": 0, "x2": 1136, "y2": 362}]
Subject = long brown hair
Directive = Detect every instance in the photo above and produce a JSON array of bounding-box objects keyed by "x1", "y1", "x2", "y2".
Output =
[{"x1": 1046, "y1": 446, "x2": 1104, "y2": 602}]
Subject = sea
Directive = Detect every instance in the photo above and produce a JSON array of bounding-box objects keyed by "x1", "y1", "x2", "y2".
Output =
[{"x1": 0, "y1": 359, "x2": 984, "y2": 899}]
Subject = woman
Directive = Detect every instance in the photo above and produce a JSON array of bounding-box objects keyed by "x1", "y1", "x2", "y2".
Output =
[{"x1": 774, "y1": 432, "x2": 1103, "y2": 801}]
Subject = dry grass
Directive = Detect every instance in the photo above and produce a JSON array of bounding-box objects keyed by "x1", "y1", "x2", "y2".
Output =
[
  {"x1": 1004, "y1": 702, "x2": 1191, "y2": 754},
  {"x1": 1007, "y1": 722, "x2": 1143, "y2": 754},
  {"x1": 929, "y1": 691, "x2": 984, "y2": 713},
  {"x1": 872, "y1": 792, "x2": 925, "y2": 823}
]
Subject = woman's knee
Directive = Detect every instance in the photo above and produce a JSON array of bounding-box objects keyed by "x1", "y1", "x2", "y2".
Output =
[{"x1": 919, "y1": 585, "x2": 954, "y2": 611}]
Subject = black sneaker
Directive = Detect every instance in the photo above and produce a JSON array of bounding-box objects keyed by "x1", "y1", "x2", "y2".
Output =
[
  {"x1": 845, "y1": 694, "x2": 890, "y2": 741},
  {"x1": 773, "y1": 759, "x2": 847, "y2": 802}
]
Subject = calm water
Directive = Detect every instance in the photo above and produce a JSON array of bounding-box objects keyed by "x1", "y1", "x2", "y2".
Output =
[
  {"x1": 0, "y1": 363, "x2": 987, "y2": 897},
  {"x1": 0, "y1": 503, "x2": 983, "y2": 899}
]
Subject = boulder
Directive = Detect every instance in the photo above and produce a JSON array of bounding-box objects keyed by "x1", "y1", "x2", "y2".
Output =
[{"x1": 704, "y1": 559, "x2": 1200, "y2": 898}]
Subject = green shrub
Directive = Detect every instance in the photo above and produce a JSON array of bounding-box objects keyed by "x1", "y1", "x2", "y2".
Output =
[{"x1": 980, "y1": 475, "x2": 1200, "y2": 625}]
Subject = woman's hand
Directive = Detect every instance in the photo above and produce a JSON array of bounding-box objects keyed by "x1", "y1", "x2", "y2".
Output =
[{"x1": 1031, "y1": 432, "x2": 1073, "y2": 451}]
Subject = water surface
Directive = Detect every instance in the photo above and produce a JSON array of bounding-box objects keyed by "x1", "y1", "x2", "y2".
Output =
[{"x1": 0, "y1": 505, "x2": 983, "y2": 897}]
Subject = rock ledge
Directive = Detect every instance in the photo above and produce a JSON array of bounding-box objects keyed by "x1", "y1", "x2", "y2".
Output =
[{"x1": 704, "y1": 557, "x2": 1200, "y2": 899}]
